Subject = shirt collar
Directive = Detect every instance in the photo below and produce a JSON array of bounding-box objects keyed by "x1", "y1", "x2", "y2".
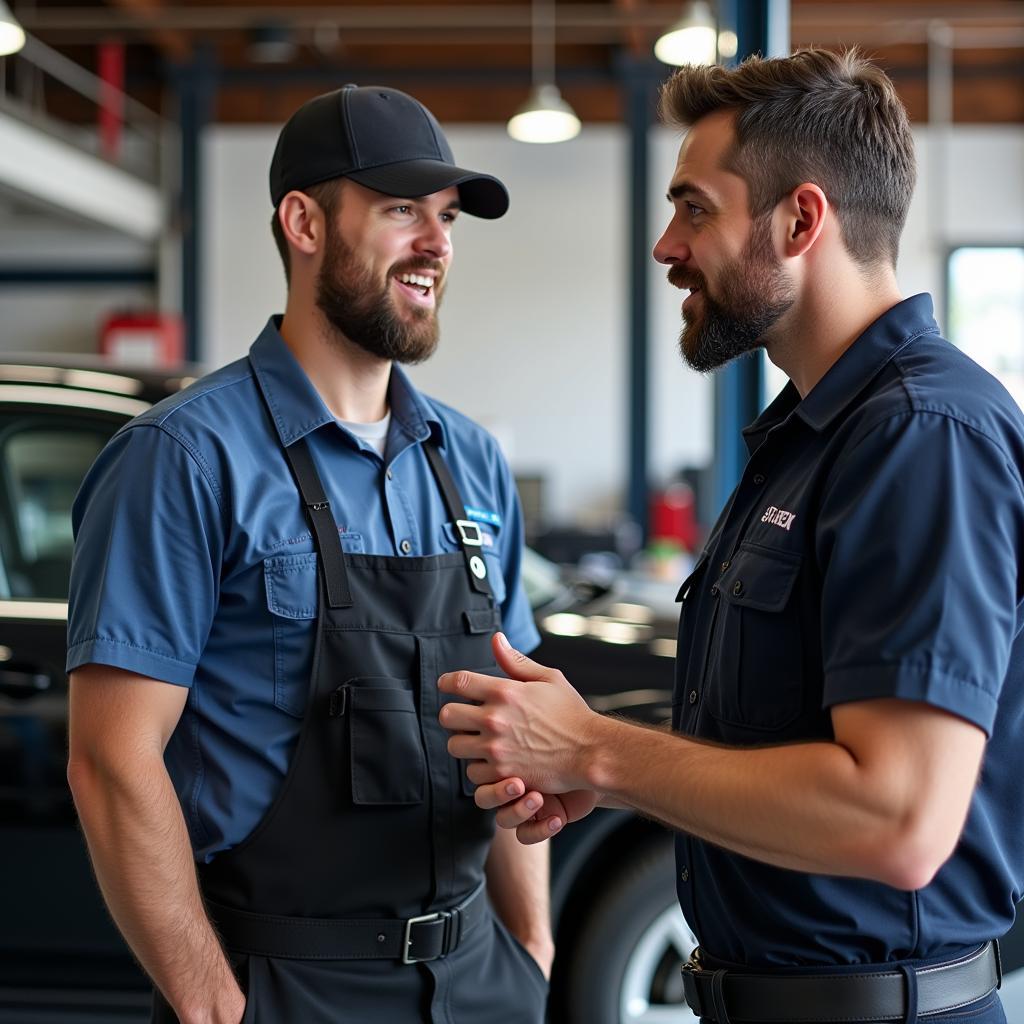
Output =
[
  {"x1": 249, "y1": 316, "x2": 446, "y2": 449},
  {"x1": 742, "y1": 293, "x2": 940, "y2": 453}
]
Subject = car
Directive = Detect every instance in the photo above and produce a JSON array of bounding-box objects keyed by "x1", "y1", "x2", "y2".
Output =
[{"x1": 0, "y1": 357, "x2": 1021, "y2": 1024}]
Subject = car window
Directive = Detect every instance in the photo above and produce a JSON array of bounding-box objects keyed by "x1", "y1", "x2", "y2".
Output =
[{"x1": 0, "y1": 416, "x2": 118, "y2": 601}]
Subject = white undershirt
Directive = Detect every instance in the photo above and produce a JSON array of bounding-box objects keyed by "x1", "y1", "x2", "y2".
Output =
[{"x1": 338, "y1": 410, "x2": 391, "y2": 458}]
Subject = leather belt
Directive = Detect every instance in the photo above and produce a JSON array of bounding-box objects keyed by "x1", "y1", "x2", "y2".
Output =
[
  {"x1": 681, "y1": 941, "x2": 1002, "y2": 1022},
  {"x1": 207, "y1": 882, "x2": 488, "y2": 963}
]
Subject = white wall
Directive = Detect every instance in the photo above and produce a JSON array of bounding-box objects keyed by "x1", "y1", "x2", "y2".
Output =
[
  {"x1": 203, "y1": 123, "x2": 716, "y2": 524},
  {"x1": 2, "y1": 122, "x2": 1020, "y2": 524}
]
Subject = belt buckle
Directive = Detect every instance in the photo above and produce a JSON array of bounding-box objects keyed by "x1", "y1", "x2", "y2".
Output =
[
  {"x1": 402, "y1": 910, "x2": 452, "y2": 964},
  {"x1": 680, "y1": 949, "x2": 705, "y2": 1018},
  {"x1": 456, "y1": 520, "x2": 484, "y2": 546}
]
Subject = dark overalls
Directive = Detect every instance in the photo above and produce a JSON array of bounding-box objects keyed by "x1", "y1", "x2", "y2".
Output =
[{"x1": 153, "y1": 379, "x2": 548, "y2": 1022}]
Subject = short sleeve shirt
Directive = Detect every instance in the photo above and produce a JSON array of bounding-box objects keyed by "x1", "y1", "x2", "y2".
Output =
[
  {"x1": 671, "y1": 294, "x2": 1024, "y2": 966},
  {"x1": 67, "y1": 317, "x2": 540, "y2": 861}
]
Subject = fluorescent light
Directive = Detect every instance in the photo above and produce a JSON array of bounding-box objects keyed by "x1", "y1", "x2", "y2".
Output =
[
  {"x1": 507, "y1": 84, "x2": 581, "y2": 144},
  {"x1": 655, "y1": 1, "x2": 718, "y2": 66},
  {"x1": 0, "y1": 0, "x2": 26, "y2": 56}
]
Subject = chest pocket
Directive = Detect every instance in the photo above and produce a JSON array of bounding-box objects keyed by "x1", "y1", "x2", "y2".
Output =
[
  {"x1": 705, "y1": 544, "x2": 805, "y2": 733},
  {"x1": 263, "y1": 540, "x2": 364, "y2": 718},
  {"x1": 440, "y1": 522, "x2": 507, "y2": 606}
]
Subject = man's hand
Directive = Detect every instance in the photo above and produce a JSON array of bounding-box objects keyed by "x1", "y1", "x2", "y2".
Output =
[
  {"x1": 476, "y1": 778, "x2": 599, "y2": 844},
  {"x1": 438, "y1": 633, "x2": 599, "y2": 795}
]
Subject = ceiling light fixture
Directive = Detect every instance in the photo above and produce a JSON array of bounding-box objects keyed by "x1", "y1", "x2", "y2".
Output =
[
  {"x1": 654, "y1": 1, "x2": 718, "y2": 67},
  {"x1": 0, "y1": 0, "x2": 26, "y2": 57},
  {"x1": 507, "y1": 0, "x2": 580, "y2": 144}
]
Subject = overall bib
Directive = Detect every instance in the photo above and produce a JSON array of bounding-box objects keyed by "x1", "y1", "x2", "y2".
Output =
[{"x1": 153, "y1": 386, "x2": 548, "y2": 1022}]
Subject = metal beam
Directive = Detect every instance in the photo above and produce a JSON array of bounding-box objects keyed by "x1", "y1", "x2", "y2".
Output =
[
  {"x1": 708, "y1": 0, "x2": 786, "y2": 512},
  {"x1": 171, "y1": 48, "x2": 215, "y2": 362},
  {"x1": 620, "y1": 56, "x2": 663, "y2": 541},
  {"x1": 0, "y1": 109, "x2": 162, "y2": 239}
]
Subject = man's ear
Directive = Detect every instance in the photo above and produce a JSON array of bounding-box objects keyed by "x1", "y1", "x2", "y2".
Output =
[
  {"x1": 779, "y1": 183, "x2": 828, "y2": 259},
  {"x1": 277, "y1": 191, "x2": 323, "y2": 259}
]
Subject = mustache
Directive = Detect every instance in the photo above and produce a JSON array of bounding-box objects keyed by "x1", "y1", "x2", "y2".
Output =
[{"x1": 667, "y1": 265, "x2": 706, "y2": 291}]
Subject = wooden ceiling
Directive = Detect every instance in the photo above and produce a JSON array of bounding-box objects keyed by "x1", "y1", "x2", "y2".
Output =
[{"x1": 10, "y1": 0, "x2": 1024, "y2": 124}]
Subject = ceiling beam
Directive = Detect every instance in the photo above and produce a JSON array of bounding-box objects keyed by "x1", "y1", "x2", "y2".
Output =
[{"x1": 105, "y1": 0, "x2": 192, "y2": 62}]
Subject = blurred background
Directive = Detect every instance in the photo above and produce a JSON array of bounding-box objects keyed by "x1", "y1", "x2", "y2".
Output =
[{"x1": 0, "y1": 3, "x2": 1022, "y2": 1021}]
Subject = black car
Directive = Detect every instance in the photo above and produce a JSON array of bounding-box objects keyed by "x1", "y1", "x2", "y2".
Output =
[{"x1": 0, "y1": 358, "x2": 691, "y2": 1024}]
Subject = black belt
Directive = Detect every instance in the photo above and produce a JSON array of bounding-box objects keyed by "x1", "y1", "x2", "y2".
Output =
[
  {"x1": 681, "y1": 941, "x2": 1002, "y2": 1022},
  {"x1": 207, "y1": 882, "x2": 488, "y2": 963}
]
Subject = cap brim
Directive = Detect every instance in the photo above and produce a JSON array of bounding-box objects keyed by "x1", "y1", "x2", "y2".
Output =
[{"x1": 346, "y1": 159, "x2": 509, "y2": 219}]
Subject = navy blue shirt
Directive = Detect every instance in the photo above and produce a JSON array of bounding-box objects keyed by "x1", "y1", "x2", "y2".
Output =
[
  {"x1": 68, "y1": 318, "x2": 539, "y2": 861},
  {"x1": 672, "y1": 294, "x2": 1024, "y2": 966}
]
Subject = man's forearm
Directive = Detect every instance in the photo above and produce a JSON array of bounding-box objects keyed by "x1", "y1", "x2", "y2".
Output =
[
  {"x1": 485, "y1": 825, "x2": 554, "y2": 973},
  {"x1": 68, "y1": 754, "x2": 243, "y2": 1023},
  {"x1": 583, "y1": 712, "x2": 968, "y2": 889}
]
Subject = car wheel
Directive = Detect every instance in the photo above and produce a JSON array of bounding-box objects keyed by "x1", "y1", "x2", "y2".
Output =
[{"x1": 566, "y1": 838, "x2": 696, "y2": 1024}]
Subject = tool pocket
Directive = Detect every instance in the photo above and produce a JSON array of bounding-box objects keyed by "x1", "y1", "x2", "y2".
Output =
[
  {"x1": 705, "y1": 544, "x2": 806, "y2": 732},
  {"x1": 332, "y1": 679, "x2": 426, "y2": 805}
]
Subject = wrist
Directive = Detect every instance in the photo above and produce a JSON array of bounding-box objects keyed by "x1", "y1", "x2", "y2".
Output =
[{"x1": 580, "y1": 713, "x2": 627, "y2": 795}]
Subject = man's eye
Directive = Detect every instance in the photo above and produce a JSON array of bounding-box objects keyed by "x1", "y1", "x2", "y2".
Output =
[
  {"x1": 686, "y1": 202, "x2": 703, "y2": 217},
  {"x1": 441, "y1": 212, "x2": 458, "y2": 224},
  {"x1": 391, "y1": 205, "x2": 412, "y2": 215}
]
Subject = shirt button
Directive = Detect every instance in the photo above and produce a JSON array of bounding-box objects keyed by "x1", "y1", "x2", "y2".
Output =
[
  {"x1": 720, "y1": 560, "x2": 730, "y2": 573},
  {"x1": 732, "y1": 580, "x2": 745, "y2": 596},
  {"x1": 680, "y1": 867, "x2": 689, "y2": 882},
  {"x1": 688, "y1": 690, "x2": 697, "y2": 705},
  {"x1": 753, "y1": 473, "x2": 766, "y2": 485},
  {"x1": 400, "y1": 539, "x2": 412, "y2": 554},
  {"x1": 710, "y1": 584, "x2": 719, "y2": 597}
]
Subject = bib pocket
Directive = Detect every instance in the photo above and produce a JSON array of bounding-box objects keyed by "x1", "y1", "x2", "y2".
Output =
[
  {"x1": 705, "y1": 545, "x2": 805, "y2": 732},
  {"x1": 332, "y1": 678, "x2": 425, "y2": 805}
]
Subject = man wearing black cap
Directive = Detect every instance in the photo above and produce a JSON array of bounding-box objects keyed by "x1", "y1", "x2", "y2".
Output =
[{"x1": 67, "y1": 85, "x2": 550, "y2": 1023}]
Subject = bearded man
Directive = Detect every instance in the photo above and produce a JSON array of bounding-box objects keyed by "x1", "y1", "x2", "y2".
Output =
[
  {"x1": 66, "y1": 85, "x2": 550, "y2": 1024},
  {"x1": 440, "y1": 50, "x2": 1024, "y2": 1024}
]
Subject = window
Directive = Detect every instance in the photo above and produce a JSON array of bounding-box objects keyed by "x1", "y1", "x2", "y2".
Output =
[
  {"x1": 0, "y1": 417, "x2": 117, "y2": 601},
  {"x1": 947, "y1": 246, "x2": 1024, "y2": 409}
]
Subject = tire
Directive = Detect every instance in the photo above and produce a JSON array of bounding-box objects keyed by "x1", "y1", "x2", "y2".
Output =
[{"x1": 566, "y1": 838, "x2": 697, "y2": 1024}]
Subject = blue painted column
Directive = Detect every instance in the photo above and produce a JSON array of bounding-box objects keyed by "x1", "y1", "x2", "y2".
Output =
[
  {"x1": 709, "y1": 0, "x2": 788, "y2": 511},
  {"x1": 622, "y1": 58, "x2": 661, "y2": 542}
]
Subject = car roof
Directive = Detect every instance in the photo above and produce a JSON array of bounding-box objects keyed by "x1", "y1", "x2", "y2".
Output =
[{"x1": 0, "y1": 355, "x2": 204, "y2": 406}]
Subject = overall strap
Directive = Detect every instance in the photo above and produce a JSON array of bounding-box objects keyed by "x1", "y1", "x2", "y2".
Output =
[
  {"x1": 281, "y1": 437, "x2": 353, "y2": 609},
  {"x1": 422, "y1": 441, "x2": 493, "y2": 600}
]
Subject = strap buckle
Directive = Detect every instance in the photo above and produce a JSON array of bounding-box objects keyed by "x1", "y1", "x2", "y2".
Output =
[
  {"x1": 308, "y1": 500, "x2": 330, "y2": 512},
  {"x1": 456, "y1": 520, "x2": 483, "y2": 546},
  {"x1": 402, "y1": 910, "x2": 453, "y2": 964},
  {"x1": 680, "y1": 949, "x2": 705, "y2": 1018}
]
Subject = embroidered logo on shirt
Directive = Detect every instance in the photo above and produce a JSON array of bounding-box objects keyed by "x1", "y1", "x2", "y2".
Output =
[{"x1": 761, "y1": 506, "x2": 797, "y2": 531}]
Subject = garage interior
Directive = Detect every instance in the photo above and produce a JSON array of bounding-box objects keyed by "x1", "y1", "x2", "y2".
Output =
[{"x1": 0, "y1": 1, "x2": 1022, "y2": 1021}]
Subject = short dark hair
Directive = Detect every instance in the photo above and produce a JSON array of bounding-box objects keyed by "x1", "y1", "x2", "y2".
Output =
[
  {"x1": 659, "y1": 48, "x2": 916, "y2": 268},
  {"x1": 270, "y1": 178, "x2": 345, "y2": 285}
]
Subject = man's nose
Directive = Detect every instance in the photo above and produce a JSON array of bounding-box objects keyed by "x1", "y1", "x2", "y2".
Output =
[
  {"x1": 413, "y1": 220, "x2": 452, "y2": 260},
  {"x1": 653, "y1": 220, "x2": 690, "y2": 265}
]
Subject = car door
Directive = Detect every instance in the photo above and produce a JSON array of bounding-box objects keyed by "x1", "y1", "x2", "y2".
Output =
[{"x1": 0, "y1": 384, "x2": 152, "y2": 1002}]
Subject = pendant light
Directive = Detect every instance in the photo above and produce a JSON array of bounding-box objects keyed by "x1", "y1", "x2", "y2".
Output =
[
  {"x1": 507, "y1": 0, "x2": 581, "y2": 144},
  {"x1": 654, "y1": 1, "x2": 717, "y2": 67},
  {"x1": 0, "y1": 0, "x2": 26, "y2": 57}
]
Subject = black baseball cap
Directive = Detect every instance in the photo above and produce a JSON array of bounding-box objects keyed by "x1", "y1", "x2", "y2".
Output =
[{"x1": 269, "y1": 84, "x2": 509, "y2": 219}]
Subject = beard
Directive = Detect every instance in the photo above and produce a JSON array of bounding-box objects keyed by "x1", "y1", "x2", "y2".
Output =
[
  {"x1": 670, "y1": 215, "x2": 795, "y2": 374},
  {"x1": 315, "y1": 224, "x2": 445, "y2": 365}
]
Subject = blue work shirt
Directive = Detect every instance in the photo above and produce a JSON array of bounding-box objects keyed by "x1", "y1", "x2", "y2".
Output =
[
  {"x1": 68, "y1": 317, "x2": 540, "y2": 862},
  {"x1": 672, "y1": 294, "x2": 1024, "y2": 966}
]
